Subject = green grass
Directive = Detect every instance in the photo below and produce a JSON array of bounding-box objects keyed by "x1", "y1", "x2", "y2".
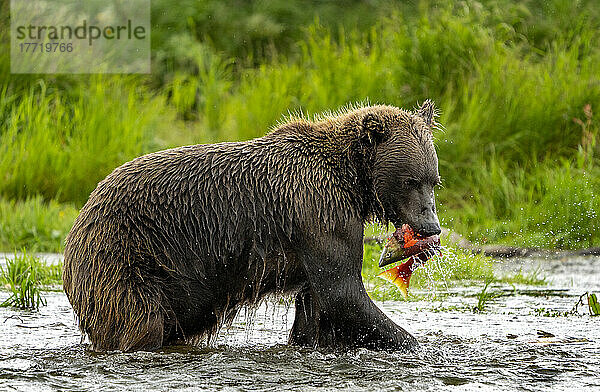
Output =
[
  {"x1": 498, "y1": 267, "x2": 547, "y2": 286},
  {"x1": 472, "y1": 278, "x2": 502, "y2": 313},
  {"x1": 0, "y1": 251, "x2": 62, "y2": 309},
  {"x1": 1, "y1": 0, "x2": 599, "y2": 251},
  {"x1": 0, "y1": 77, "x2": 182, "y2": 205},
  {"x1": 0, "y1": 196, "x2": 78, "y2": 252},
  {"x1": 439, "y1": 158, "x2": 600, "y2": 249},
  {"x1": 588, "y1": 293, "x2": 600, "y2": 316}
]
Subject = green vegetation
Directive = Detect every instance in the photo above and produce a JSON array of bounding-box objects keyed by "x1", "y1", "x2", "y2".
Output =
[
  {"x1": 534, "y1": 307, "x2": 573, "y2": 317},
  {"x1": 0, "y1": 197, "x2": 79, "y2": 252},
  {"x1": 0, "y1": 251, "x2": 62, "y2": 309},
  {"x1": 472, "y1": 279, "x2": 502, "y2": 313},
  {"x1": 0, "y1": 78, "x2": 180, "y2": 204},
  {"x1": 588, "y1": 293, "x2": 600, "y2": 316},
  {"x1": 499, "y1": 267, "x2": 547, "y2": 286},
  {"x1": 534, "y1": 292, "x2": 600, "y2": 317},
  {"x1": 1, "y1": 0, "x2": 599, "y2": 253}
]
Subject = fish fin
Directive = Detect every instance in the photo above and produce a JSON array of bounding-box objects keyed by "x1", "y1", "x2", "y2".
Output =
[{"x1": 377, "y1": 259, "x2": 414, "y2": 300}]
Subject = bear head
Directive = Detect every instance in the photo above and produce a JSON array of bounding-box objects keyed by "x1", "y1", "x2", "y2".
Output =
[{"x1": 363, "y1": 100, "x2": 442, "y2": 239}]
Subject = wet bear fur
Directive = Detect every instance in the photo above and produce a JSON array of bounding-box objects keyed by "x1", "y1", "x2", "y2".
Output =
[{"x1": 63, "y1": 101, "x2": 442, "y2": 352}]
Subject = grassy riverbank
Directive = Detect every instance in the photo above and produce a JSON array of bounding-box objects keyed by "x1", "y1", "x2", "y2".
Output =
[
  {"x1": 0, "y1": 197, "x2": 78, "y2": 253},
  {"x1": 1, "y1": 0, "x2": 599, "y2": 253}
]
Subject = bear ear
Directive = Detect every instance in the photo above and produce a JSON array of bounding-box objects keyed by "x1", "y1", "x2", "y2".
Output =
[
  {"x1": 362, "y1": 113, "x2": 385, "y2": 144},
  {"x1": 416, "y1": 99, "x2": 439, "y2": 129}
]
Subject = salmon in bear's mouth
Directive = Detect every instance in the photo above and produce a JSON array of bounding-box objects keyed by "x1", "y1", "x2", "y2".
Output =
[
  {"x1": 377, "y1": 224, "x2": 441, "y2": 299},
  {"x1": 378, "y1": 224, "x2": 440, "y2": 268}
]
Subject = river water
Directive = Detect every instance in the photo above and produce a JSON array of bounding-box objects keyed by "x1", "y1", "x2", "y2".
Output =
[{"x1": 1, "y1": 254, "x2": 599, "y2": 391}]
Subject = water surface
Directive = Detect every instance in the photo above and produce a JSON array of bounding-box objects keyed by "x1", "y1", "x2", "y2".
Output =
[{"x1": 1, "y1": 255, "x2": 599, "y2": 391}]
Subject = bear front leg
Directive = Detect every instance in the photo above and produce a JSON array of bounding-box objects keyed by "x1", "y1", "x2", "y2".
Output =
[{"x1": 293, "y1": 230, "x2": 418, "y2": 351}]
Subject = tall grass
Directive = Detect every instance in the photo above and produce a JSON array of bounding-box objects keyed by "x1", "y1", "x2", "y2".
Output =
[
  {"x1": 0, "y1": 251, "x2": 62, "y2": 309},
  {"x1": 440, "y1": 157, "x2": 600, "y2": 249},
  {"x1": 0, "y1": 196, "x2": 78, "y2": 252},
  {"x1": 0, "y1": 77, "x2": 181, "y2": 204},
  {"x1": 0, "y1": 0, "x2": 599, "y2": 250}
]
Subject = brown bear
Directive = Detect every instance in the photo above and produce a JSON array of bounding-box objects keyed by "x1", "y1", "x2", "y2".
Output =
[{"x1": 63, "y1": 101, "x2": 442, "y2": 352}]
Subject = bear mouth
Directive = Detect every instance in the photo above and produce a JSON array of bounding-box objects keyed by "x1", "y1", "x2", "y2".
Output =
[{"x1": 378, "y1": 224, "x2": 441, "y2": 268}]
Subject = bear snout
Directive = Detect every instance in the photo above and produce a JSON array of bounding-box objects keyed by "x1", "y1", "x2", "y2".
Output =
[{"x1": 414, "y1": 222, "x2": 441, "y2": 238}]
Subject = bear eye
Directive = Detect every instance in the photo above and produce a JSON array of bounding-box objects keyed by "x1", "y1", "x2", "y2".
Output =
[{"x1": 403, "y1": 178, "x2": 419, "y2": 188}]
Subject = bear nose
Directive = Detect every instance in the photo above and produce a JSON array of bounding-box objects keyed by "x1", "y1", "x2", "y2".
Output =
[{"x1": 416, "y1": 222, "x2": 441, "y2": 238}]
